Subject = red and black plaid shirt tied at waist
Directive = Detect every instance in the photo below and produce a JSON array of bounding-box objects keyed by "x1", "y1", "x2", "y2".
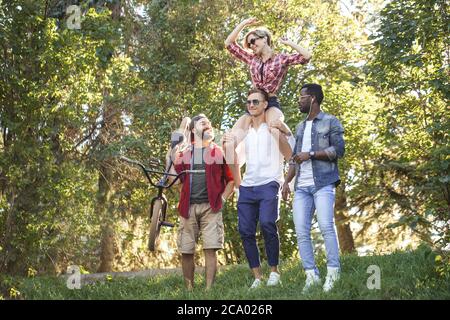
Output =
[{"x1": 226, "y1": 42, "x2": 310, "y2": 95}]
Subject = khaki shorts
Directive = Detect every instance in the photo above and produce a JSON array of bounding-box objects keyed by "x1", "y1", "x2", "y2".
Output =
[{"x1": 177, "y1": 203, "x2": 224, "y2": 254}]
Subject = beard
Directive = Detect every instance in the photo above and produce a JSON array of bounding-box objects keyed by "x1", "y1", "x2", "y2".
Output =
[
  {"x1": 299, "y1": 103, "x2": 311, "y2": 114},
  {"x1": 200, "y1": 129, "x2": 214, "y2": 141},
  {"x1": 300, "y1": 106, "x2": 310, "y2": 114}
]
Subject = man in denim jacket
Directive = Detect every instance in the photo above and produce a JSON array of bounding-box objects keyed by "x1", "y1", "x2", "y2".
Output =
[{"x1": 282, "y1": 83, "x2": 345, "y2": 293}]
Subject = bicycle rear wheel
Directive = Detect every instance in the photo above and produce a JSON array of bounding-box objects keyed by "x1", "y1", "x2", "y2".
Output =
[{"x1": 148, "y1": 199, "x2": 163, "y2": 251}]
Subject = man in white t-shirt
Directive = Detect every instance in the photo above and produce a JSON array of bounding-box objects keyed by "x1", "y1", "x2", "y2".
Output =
[
  {"x1": 282, "y1": 83, "x2": 345, "y2": 293},
  {"x1": 223, "y1": 88, "x2": 295, "y2": 289}
]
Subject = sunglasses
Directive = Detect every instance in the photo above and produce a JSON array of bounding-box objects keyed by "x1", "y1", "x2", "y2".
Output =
[
  {"x1": 248, "y1": 36, "x2": 263, "y2": 46},
  {"x1": 246, "y1": 99, "x2": 261, "y2": 106}
]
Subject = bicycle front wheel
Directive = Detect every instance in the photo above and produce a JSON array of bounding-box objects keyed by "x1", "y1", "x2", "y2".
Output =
[{"x1": 148, "y1": 199, "x2": 163, "y2": 251}]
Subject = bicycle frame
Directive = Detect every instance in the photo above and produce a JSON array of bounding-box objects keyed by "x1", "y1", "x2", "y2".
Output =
[{"x1": 120, "y1": 155, "x2": 204, "y2": 220}]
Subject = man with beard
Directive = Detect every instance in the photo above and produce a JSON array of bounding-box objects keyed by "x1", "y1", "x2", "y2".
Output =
[
  {"x1": 282, "y1": 84, "x2": 345, "y2": 293},
  {"x1": 173, "y1": 114, "x2": 234, "y2": 290}
]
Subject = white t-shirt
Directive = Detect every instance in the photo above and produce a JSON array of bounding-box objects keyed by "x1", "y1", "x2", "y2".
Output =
[
  {"x1": 240, "y1": 123, "x2": 295, "y2": 187},
  {"x1": 297, "y1": 120, "x2": 315, "y2": 187}
]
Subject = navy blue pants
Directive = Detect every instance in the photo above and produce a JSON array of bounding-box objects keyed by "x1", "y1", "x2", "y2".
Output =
[
  {"x1": 267, "y1": 96, "x2": 281, "y2": 109},
  {"x1": 237, "y1": 181, "x2": 281, "y2": 269}
]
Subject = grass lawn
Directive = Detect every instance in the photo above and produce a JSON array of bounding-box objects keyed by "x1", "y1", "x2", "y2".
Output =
[{"x1": 2, "y1": 245, "x2": 449, "y2": 300}]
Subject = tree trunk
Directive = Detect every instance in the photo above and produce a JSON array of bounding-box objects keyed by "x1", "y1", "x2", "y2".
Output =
[
  {"x1": 96, "y1": 88, "x2": 121, "y2": 272},
  {"x1": 335, "y1": 182, "x2": 355, "y2": 253},
  {"x1": 97, "y1": 161, "x2": 116, "y2": 272},
  {"x1": 96, "y1": 0, "x2": 122, "y2": 273},
  {"x1": 0, "y1": 188, "x2": 17, "y2": 273}
]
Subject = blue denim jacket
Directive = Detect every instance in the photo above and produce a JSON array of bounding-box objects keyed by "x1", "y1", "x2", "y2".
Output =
[{"x1": 293, "y1": 111, "x2": 345, "y2": 190}]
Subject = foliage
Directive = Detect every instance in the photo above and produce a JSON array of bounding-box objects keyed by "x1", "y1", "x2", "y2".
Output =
[
  {"x1": 0, "y1": 0, "x2": 448, "y2": 277},
  {"x1": 5, "y1": 245, "x2": 450, "y2": 300},
  {"x1": 366, "y1": 0, "x2": 449, "y2": 254}
]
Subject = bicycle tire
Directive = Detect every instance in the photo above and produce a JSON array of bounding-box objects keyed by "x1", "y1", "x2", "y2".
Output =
[{"x1": 148, "y1": 199, "x2": 163, "y2": 251}]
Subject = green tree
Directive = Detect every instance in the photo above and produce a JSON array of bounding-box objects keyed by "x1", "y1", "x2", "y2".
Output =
[{"x1": 365, "y1": 0, "x2": 449, "y2": 253}]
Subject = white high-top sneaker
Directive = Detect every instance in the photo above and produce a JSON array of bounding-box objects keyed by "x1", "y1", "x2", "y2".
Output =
[
  {"x1": 323, "y1": 267, "x2": 340, "y2": 292},
  {"x1": 266, "y1": 272, "x2": 281, "y2": 286},
  {"x1": 249, "y1": 278, "x2": 262, "y2": 290},
  {"x1": 302, "y1": 270, "x2": 321, "y2": 294}
]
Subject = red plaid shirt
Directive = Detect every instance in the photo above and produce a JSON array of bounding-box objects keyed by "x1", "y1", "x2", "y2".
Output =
[{"x1": 226, "y1": 42, "x2": 310, "y2": 94}]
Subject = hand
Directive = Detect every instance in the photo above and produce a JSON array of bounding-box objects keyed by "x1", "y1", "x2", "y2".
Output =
[
  {"x1": 242, "y1": 17, "x2": 260, "y2": 26},
  {"x1": 268, "y1": 126, "x2": 281, "y2": 136},
  {"x1": 170, "y1": 143, "x2": 181, "y2": 157},
  {"x1": 269, "y1": 120, "x2": 291, "y2": 135},
  {"x1": 282, "y1": 182, "x2": 291, "y2": 201},
  {"x1": 222, "y1": 132, "x2": 238, "y2": 150},
  {"x1": 292, "y1": 152, "x2": 310, "y2": 164},
  {"x1": 269, "y1": 119, "x2": 283, "y2": 130},
  {"x1": 279, "y1": 37, "x2": 293, "y2": 46}
]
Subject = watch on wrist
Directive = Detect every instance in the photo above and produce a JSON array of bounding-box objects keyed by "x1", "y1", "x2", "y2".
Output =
[{"x1": 309, "y1": 151, "x2": 315, "y2": 159}]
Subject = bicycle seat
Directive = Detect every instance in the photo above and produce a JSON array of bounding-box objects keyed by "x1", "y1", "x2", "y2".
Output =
[{"x1": 170, "y1": 131, "x2": 185, "y2": 149}]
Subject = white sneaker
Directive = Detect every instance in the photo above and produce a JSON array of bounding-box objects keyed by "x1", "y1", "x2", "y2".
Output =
[
  {"x1": 249, "y1": 278, "x2": 262, "y2": 290},
  {"x1": 323, "y1": 267, "x2": 340, "y2": 292},
  {"x1": 266, "y1": 272, "x2": 281, "y2": 286},
  {"x1": 302, "y1": 270, "x2": 321, "y2": 294}
]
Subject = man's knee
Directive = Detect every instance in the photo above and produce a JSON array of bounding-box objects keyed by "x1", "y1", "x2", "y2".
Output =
[
  {"x1": 318, "y1": 222, "x2": 336, "y2": 236},
  {"x1": 296, "y1": 230, "x2": 312, "y2": 242},
  {"x1": 181, "y1": 253, "x2": 195, "y2": 265},
  {"x1": 203, "y1": 248, "x2": 217, "y2": 259},
  {"x1": 260, "y1": 219, "x2": 277, "y2": 236},
  {"x1": 266, "y1": 107, "x2": 284, "y2": 121},
  {"x1": 238, "y1": 224, "x2": 255, "y2": 240}
]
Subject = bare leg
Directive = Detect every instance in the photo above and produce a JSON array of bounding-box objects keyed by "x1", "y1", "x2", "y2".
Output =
[
  {"x1": 181, "y1": 253, "x2": 195, "y2": 290},
  {"x1": 265, "y1": 108, "x2": 292, "y2": 136},
  {"x1": 223, "y1": 114, "x2": 251, "y2": 164},
  {"x1": 265, "y1": 107, "x2": 285, "y2": 123},
  {"x1": 231, "y1": 114, "x2": 252, "y2": 144},
  {"x1": 204, "y1": 249, "x2": 218, "y2": 290},
  {"x1": 251, "y1": 266, "x2": 263, "y2": 280}
]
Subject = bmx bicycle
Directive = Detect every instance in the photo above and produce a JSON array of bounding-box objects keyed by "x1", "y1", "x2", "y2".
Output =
[{"x1": 120, "y1": 153, "x2": 204, "y2": 251}]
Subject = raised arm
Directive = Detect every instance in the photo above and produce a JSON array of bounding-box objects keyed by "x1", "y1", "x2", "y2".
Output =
[
  {"x1": 225, "y1": 17, "x2": 260, "y2": 47},
  {"x1": 280, "y1": 38, "x2": 312, "y2": 61}
]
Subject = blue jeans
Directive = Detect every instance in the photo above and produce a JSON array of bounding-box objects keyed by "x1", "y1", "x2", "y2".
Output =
[
  {"x1": 293, "y1": 184, "x2": 340, "y2": 275},
  {"x1": 237, "y1": 181, "x2": 281, "y2": 269}
]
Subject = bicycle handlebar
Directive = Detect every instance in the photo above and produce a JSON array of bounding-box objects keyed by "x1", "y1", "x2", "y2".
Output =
[{"x1": 119, "y1": 156, "x2": 204, "y2": 189}]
